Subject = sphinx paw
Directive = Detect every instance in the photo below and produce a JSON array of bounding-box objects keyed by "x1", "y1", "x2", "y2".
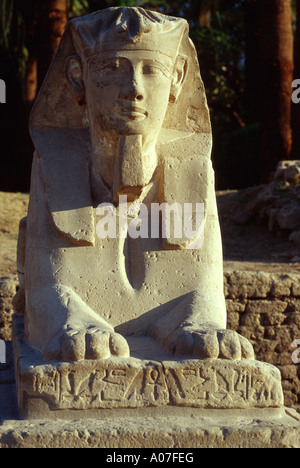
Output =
[
  {"x1": 44, "y1": 325, "x2": 130, "y2": 362},
  {"x1": 168, "y1": 326, "x2": 254, "y2": 361}
]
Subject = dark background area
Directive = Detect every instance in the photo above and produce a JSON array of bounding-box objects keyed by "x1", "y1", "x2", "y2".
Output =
[{"x1": 0, "y1": 0, "x2": 299, "y2": 192}]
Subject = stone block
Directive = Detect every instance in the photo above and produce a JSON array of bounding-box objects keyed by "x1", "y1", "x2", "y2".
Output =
[
  {"x1": 0, "y1": 276, "x2": 18, "y2": 340},
  {"x1": 224, "y1": 271, "x2": 273, "y2": 299},
  {"x1": 0, "y1": 407, "x2": 299, "y2": 448},
  {"x1": 245, "y1": 300, "x2": 288, "y2": 315},
  {"x1": 13, "y1": 316, "x2": 284, "y2": 419}
]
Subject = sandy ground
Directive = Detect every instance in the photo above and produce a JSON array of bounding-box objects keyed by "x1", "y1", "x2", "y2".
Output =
[
  {"x1": 0, "y1": 188, "x2": 299, "y2": 276},
  {"x1": 0, "y1": 192, "x2": 28, "y2": 276}
]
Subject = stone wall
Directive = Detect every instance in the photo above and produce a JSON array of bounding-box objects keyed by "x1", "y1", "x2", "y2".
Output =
[
  {"x1": 225, "y1": 270, "x2": 300, "y2": 411},
  {"x1": 0, "y1": 276, "x2": 18, "y2": 341},
  {"x1": 0, "y1": 271, "x2": 299, "y2": 412}
]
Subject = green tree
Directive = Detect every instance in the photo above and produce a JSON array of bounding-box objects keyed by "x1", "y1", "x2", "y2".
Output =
[{"x1": 0, "y1": 0, "x2": 68, "y2": 190}]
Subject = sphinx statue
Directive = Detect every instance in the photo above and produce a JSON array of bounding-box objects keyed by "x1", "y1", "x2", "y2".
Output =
[{"x1": 17, "y1": 7, "x2": 254, "y2": 363}]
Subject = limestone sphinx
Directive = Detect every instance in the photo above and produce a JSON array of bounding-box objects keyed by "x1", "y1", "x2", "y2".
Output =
[{"x1": 16, "y1": 7, "x2": 254, "y2": 363}]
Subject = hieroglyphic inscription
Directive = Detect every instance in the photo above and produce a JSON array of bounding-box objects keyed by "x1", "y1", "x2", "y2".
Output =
[
  {"x1": 23, "y1": 358, "x2": 284, "y2": 412},
  {"x1": 28, "y1": 360, "x2": 169, "y2": 410},
  {"x1": 15, "y1": 314, "x2": 283, "y2": 415},
  {"x1": 163, "y1": 360, "x2": 284, "y2": 409}
]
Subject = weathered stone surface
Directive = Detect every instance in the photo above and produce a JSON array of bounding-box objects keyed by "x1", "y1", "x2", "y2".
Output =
[
  {"x1": 22, "y1": 6, "x2": 232, "y2": 367},
  {"x1": 164, "y1": 359, "x2": 283, "y2": 409},
  {"x1": 3, "y1": 338, "x2": 298, "y2": 448},
  {"x1": 0, "y1": 276, "x2": 18, "y2": 340},
  {"x1": 1, "y1": 267, "x2": 298, "y2": 415},
  {"x1": 14, "y1": 316, "x2": 283, "y2": 419},
  {"x1": 247, "y1": 160, "x2": 300, "y2": 248},
  {"x1": 224, "y1": 269, "x2": 300, "y2": 412},
  {"x1": 7, "y1": 9, "x2": 297, "y2": 448},
  {"x1": 0, "y1": 408, "x2": 299, "y2": 448},
  {"x1": 11, "y1": 7, "x2": 264, "y2": 424},
  {"x1": 224, "y1": 270, "x2": 300, "y2": 299},
  {"x1": 278, "y1": 201, "x2": 300, "y2": 231}
]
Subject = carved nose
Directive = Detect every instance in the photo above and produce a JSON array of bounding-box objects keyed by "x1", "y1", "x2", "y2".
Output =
[{"x1": 120, "y1": 76, "x2": 144, "y2": 101}]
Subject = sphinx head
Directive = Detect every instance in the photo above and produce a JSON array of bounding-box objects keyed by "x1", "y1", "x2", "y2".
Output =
[{"x1": 65, "y1": 8, "x2": 188, "y2": 188}]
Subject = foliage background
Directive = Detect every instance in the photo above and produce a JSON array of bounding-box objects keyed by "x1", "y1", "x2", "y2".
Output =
[{"x1": 0, "y1": 0, "x2": 297, "y2": 191}]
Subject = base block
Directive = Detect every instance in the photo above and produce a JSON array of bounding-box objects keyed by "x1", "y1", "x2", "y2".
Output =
[
  {"x1": 7, "y1": 316, "x2": 300, "y2": 448},
  {"x1": 1, "y1": 407, "x2": 300, "y2": 448},
  {"x1": 13, "y1": 316, "x2": 284, "y2": 419}
]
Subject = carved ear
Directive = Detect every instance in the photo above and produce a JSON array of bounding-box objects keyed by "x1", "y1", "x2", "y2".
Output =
[
  {"x1": 65, "y1": 55, "x2": 85, "y2": 103},
  {"x1": 170, "y1": 56, "x2": 187, "y2": 103}
]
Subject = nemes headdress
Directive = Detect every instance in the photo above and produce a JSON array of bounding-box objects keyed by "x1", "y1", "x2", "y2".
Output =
[
  {"x1": 71, "y1": 7, "x2": 186, "y2": 60},
  {"x1": 30, "y1": 7, "x2": 210, "y2": 132},
  {"x1": 29, "y1": 8, "x2": 212, "y2": 248}
]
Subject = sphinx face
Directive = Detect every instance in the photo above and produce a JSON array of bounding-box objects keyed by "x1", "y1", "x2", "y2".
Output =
[
  {"x1": 84, "y1": 50, "x2": 174, "y2": 153},
  {"x1": 66, "y1": 47, "x2": 186, "y2": 189}
]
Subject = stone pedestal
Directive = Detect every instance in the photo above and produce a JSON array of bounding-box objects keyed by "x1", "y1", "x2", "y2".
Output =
[
  {"x1": 1, "y1": 405, "x2": 300, "y2": 449},
  {"x1": 13, "y1": 316, "x2": 283, "y2": 417},
  {"x1": 5, "y1": 316, "x2": 299, "y2": 448}
]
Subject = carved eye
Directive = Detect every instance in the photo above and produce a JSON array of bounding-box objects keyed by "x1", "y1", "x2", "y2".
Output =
[
  {"x1": 143, "y1": 64, "x2": 163, "y2": 76},
  {"x1": 142, "y1": 63, "x2": 171, "y2": 79},
  {"x1": 99, "y1": 59, "x2": 126, "y2": 76}
]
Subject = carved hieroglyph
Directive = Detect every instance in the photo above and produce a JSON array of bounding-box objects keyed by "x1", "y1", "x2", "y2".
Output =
[{"x1": 13, "y1": 316, "x2": 283, "y2": 418}]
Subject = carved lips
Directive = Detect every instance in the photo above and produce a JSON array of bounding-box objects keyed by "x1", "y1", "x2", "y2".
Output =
[{"x1": 119, "y1": 106, "x2": 148, "y2": 121}]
